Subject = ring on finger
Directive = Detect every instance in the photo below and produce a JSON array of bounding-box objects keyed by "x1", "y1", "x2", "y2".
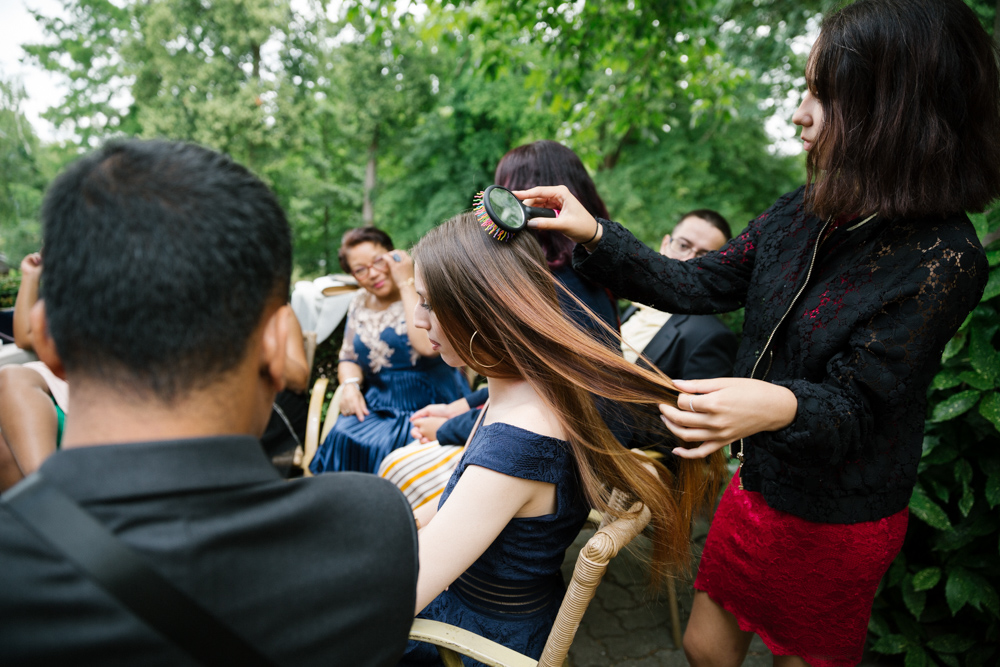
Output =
[{"x1": 688, "y1": 395, "x2": 697, "y2": 413}]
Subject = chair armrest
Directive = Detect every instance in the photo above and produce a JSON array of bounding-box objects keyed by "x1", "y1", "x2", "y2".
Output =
[
  {"x1": 409, "y1": 619, "x2": 538, "y2": 667},
  {"x1": 302, "y1": 330, "x2": 317, "y2": 379},
  {"x1": 301, "y1": 377, "x2": 329, "y2": 477},
  {"x1": 0, "y1": 345, "x2": 38, "y2": 367}
]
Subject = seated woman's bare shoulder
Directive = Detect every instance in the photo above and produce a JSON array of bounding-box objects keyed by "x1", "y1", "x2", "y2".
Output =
[{"x1": 485, "y1": 385, "x2": 566, "y2": 441}]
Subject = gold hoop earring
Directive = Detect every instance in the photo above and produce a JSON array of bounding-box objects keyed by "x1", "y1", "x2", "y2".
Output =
[{"x1": 469, "y1": 330, "x2": 503, "y2": 368}]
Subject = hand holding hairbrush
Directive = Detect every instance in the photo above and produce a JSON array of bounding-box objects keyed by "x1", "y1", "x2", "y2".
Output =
[
  {"x1": 473, "y1": 185, "x2": 557, "y2": 242},
  {"x1": 509, "y1": 185, "x2": 602, "y2": 248}
]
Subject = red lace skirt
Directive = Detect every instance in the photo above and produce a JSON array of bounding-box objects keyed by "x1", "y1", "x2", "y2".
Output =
[{"x1": 694, "y1": 470, "x2": 908, "y2": 667}]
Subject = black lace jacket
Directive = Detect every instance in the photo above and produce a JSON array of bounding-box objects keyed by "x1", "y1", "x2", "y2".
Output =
[{"x1": 574, "y1": 187, "x2": 988, "y2": 524}]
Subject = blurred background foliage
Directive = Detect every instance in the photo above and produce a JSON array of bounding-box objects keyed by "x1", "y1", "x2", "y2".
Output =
[
  {"x1": 1, "y1": 0, "x2": 837, "y2": 267},
  {"x1": 2, "y1": 0, "x2": 1000, "y2": 662}
]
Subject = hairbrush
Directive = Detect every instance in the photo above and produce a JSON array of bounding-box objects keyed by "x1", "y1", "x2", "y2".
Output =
[{"x1": 472, "y1": 185, "x2": 557, "y2": 242}]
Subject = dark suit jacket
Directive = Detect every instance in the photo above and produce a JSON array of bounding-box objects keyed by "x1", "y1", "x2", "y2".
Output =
[
  {"x1": 621, "y1": 305, "x2": 737, "y2": 380},
  {"x1": 0, "y1": 436, "x2": 418, "y2": 666}
]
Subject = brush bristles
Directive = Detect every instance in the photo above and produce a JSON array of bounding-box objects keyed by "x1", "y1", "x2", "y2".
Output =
[{"x1": 473, "y1": 191, "x2": 512, "y2": 242}]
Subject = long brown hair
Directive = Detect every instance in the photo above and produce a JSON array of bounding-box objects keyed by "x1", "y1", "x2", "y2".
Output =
[
  {"x1": 413, "y1": 213, "x2": 726, "y2": 581},
  {"x1": 807, "y1": 0, "x2": 1000, "y2": 220}
]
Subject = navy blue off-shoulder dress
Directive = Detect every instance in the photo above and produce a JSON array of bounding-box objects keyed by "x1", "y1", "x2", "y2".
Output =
[{"x1": 401, "y1": 422, "x2": 590, "y2": 666}]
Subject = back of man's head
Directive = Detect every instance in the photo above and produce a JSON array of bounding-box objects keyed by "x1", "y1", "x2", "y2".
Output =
[{"x1": 40, "y1": 139, "x2": 291, "y2": 401}]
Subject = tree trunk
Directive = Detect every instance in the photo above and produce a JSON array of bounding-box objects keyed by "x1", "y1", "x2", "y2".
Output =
[
  {"x1": 323, "y1": 205, "x2": 330, "y2": 272},
  {"x1": 251, "y1": 43, "x2": 260, "y2": 81},
  {"x1": 601, "y1": 125, "x2": 635, "y2": 171},
  {"x1": 363, "y1": 125, "x2": 379, "y2": 225}
]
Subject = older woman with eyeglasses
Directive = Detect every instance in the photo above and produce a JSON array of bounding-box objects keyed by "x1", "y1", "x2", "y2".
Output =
[{"x1": 309, "y1": 226, "x2": 471, "y2": 475}]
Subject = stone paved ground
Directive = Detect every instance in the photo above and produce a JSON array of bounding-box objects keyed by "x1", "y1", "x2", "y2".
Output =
[{"x1": 561, "y1": 517, "x2": 895, "y2": 667}]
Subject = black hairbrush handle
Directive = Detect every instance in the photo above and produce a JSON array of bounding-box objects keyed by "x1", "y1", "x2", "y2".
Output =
[{"x1": 524, "y1": 205, "x2": 557, "y2": 219}]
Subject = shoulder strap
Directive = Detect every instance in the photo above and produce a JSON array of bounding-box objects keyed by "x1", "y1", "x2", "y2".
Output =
[
  {"x1": 463, "y1": 399, "x2": 490, "y2": 448},
  {"x1": 2, "y1": 473, "x2": 277, "y2": 667}
]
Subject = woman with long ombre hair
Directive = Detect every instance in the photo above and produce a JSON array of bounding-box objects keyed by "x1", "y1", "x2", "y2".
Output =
[{"x1": 401, "y1": 212, "x2": 726, "y2": 665}]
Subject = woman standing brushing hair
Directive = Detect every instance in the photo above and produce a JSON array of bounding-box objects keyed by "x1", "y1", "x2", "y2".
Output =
[
  {"x1": 403, "y1": 213, "x2": 725, "y2": 664},
  {"x1": 515, "y1": 1, "x2": 999, "y2": 664},
  {"x1": 495, "y1": 140, "x2": 620, "y2": 335}
]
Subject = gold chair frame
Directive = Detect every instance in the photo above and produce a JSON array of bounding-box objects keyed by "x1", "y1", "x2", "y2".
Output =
[{"x1": 409, "y1": 498, "x2": 652, "y2": 667}]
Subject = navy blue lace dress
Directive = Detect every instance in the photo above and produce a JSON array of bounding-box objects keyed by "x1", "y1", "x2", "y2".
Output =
[
  {"x1": 310, "y1": 292, "x2": 469, "y2": 474},
  {"x1": 401, "y1": 422, "x2": 590, "y2": 666}
]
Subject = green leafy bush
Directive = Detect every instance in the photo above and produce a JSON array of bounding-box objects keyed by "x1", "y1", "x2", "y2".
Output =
[
  {"x1": 0, "y1": 272, "x2": 21, "y2": 309},
  {"x1": 868, "y1": 212, "x2": 1000, "y2": 666}
]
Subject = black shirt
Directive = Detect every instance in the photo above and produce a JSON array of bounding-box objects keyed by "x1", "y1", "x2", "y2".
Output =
[
  {"x1": 0, "y1": 435, "x2": 418, "y2": 666},
  {"x1": 575, "y1": 187, "x2": 988, "y2": 523}
]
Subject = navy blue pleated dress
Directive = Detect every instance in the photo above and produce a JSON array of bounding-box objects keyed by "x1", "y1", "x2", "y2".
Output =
[
  {"x1": 310, "y1": 292, "x2": 470, "y2": 474},
  {"x1": 401, "y1": 422, "x2": 590, "y2": 666}
]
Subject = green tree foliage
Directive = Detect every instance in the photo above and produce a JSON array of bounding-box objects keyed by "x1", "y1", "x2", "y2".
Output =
[
  {"x1": 337, "y1": 0, "x2": 809, "y2": 243},
  {"x1": 868, "y1": 209, "x2": 1000, "y2": 666},
  {"x1": 22, "y1": 0, "x2": 812, "y2": 270},
  {"x1": 593, "y1": 117, "x2": 801, "y2": 246},
  {"x1": 469, "y1": 0, "x2": 808, "y2": 169},
  {"x1": 0, "y1": 77, "x2": 46, "y2": 264},
  {"x1": 22, "y1": 0, "x2": 139, "y2": 143},
  {"x1": 368, "y1": 7, "x2": 560, "y2": 248},
  {"x1": 129, "y1": 0, "x2": 287, "y2": 166},
  {"x1": 863, "y1": 4, "x2": 1000, "y2": 663}
]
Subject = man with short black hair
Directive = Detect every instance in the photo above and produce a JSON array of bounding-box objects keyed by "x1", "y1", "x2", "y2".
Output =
[
  {"x1": 0, "y1": 140, "x2": 418, "y2": 666},
  {"x1": 621, "y1": 210, "x2": 738, "y2": 380}
]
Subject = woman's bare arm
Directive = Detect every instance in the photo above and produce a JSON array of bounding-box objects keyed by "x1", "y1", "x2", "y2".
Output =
[
  {"x1": 384, "y1": 249, "x2": 437, "y2": 357},
  {"x1": 414, "y1": 465, "x2": 553, "y2": 613},
  {"x1": 282, "y1": 309, "x2": 310, "y2": 393},
  {"x1": 338, "y1": 360, "x2": 369, "y2": 421},
  {"x1": 13, "y1": 254, "x2": 43, "y2": 351}
]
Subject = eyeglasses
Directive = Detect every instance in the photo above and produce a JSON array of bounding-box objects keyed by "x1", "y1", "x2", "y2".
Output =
[
  {"x1": 351, "y1": 257, "x2": 388, "y2": 279},
  {"x1": 669, "y1": 237, "x2": 711, "y2": 259}
]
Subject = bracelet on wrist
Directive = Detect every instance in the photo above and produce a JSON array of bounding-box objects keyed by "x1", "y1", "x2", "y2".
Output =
[
  {"x1": 342, "y1": 377, "x2": 362, "y2": 387},
  {"x1": 400, "y1": 276, "x2": 415, "y2": 288},
  {"x1": 582, "y1": 221, "x2": 601, "y2": 245}
]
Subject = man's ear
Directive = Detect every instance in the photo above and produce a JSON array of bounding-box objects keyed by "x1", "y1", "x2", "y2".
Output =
[
  {"x1": 259, "y1": 304, "x2": 290, "y2": 392},
  {"x1": 659, "y1": 234, "x2": 672, "y2": 256},
  {"x1": 29, "y1": 301, "x2": 66, "y2": 381}
]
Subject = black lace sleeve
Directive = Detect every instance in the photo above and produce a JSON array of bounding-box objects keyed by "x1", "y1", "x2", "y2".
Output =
[
  {"x1": 571, "y1": 189, "x2": 803, "y2": 315},
  {"x1": 760, "y1": 230, "x2": 989, "y2": 468}
]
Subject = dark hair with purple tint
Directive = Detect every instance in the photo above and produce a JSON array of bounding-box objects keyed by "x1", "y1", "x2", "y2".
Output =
[{"x1": 495, "y1": 141, "x2": 610, "y2": 269}]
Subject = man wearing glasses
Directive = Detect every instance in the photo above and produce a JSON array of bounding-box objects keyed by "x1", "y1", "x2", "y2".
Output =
[{"x1": 620, "y1": 210, "x2": 738, "y2": 381}]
